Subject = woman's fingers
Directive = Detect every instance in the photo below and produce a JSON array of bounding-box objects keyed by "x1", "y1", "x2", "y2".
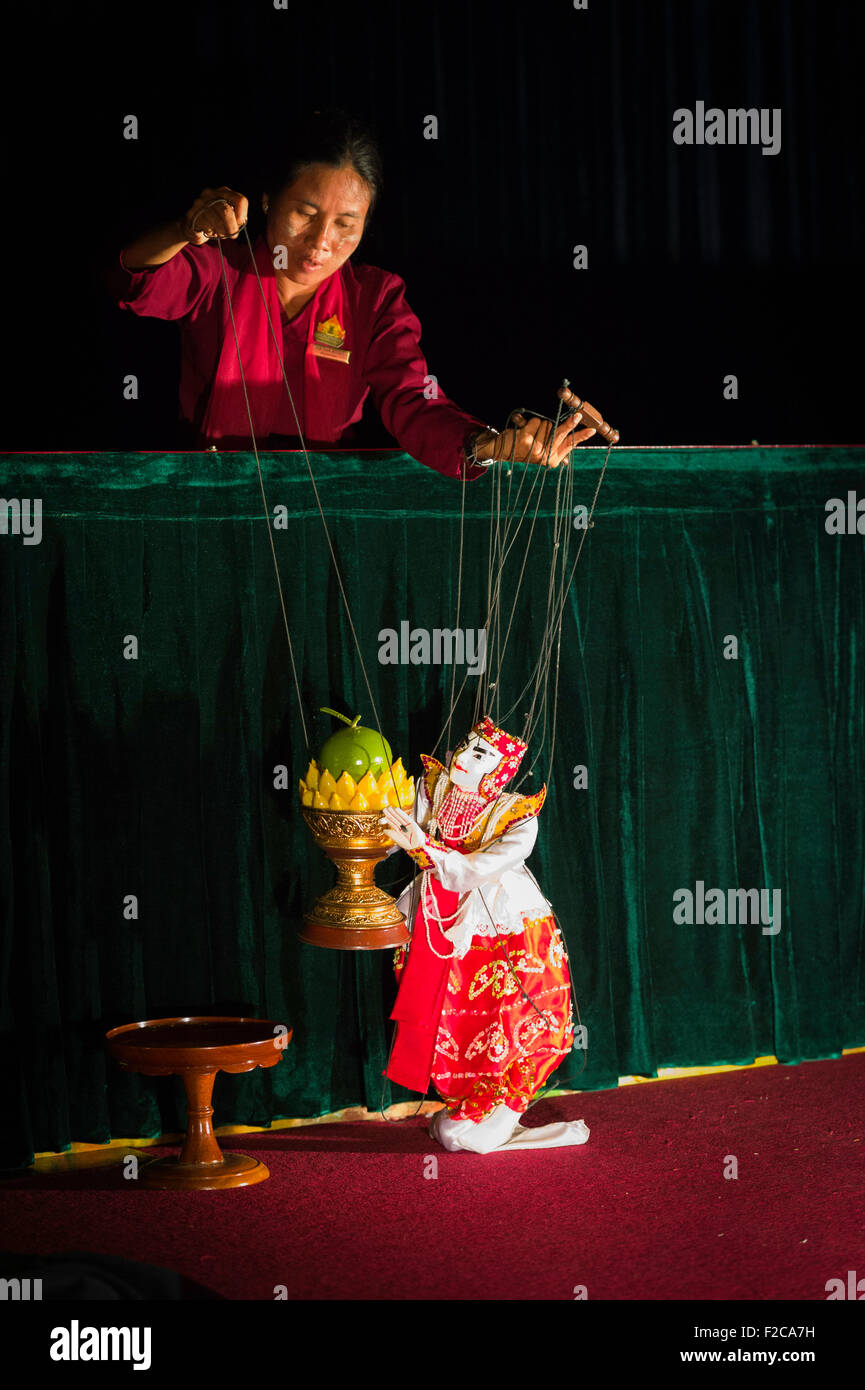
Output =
[
  {"x1": 517, "y1": 417, "x2": 561, "y2": 467},
  {"x1": 550, "y1": 412, "x2": 597, "y2": 465},
  {"x1": 492, "y1": 412, "x2": 596, "y2": 469},
  {"x1": 183, "y1": 186, "x2": 248, "y2": 243},
  {"x1": 544, "y1": 431, "x2": 596, "y2": 467},
  {"x1": 183, "y1": 188, "x2": 219, "y2": 242},
  {"x1": 217, "y1": 187, "x2": 248, "y2": 238},
  {"x1": 493, "y1": 418, "x2": 550, "y2": 463},
  {"x1": 494, "y1": 406, "x2": 598, "y2": 468}
]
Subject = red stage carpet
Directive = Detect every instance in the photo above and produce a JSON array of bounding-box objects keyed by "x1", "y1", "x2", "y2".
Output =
[{"x1": 2, "y1": 1056, "x2": 862, "y2": 1301}]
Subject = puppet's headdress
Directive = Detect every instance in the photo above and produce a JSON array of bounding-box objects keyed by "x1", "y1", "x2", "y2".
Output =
[{"x1": 456, "y1": 716, "x2": 528, "y2": 801}]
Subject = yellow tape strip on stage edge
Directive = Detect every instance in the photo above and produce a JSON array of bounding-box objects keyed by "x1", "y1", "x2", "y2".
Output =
[{"x1": 30, "y1": 1048, "x2": 865, "y2": 1172}]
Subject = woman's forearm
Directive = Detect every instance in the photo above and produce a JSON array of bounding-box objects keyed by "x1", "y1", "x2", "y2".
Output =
[{"x1": 120, "y1": 219, "x2": 191, "y2": 270}]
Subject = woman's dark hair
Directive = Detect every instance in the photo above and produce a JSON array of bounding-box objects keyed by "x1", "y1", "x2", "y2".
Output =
[{"x1": 260, "y1": 107, "x2": 383, "y2": 218}]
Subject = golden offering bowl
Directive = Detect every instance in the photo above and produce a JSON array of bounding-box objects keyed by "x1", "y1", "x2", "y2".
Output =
[{"x1": 299, "y1": 807, "x2": 409, "y2": 951}]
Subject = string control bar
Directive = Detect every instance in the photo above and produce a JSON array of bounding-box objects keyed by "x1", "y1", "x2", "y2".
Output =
[{"x1": 558, "y1": 380, "x2": 620, "y2": 444}]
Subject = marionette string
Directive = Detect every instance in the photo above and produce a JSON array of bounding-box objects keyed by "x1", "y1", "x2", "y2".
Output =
[
  {"x1": 439, "y1": 459, "x2": 468, "y2": 763},
  {"x1": 525, "y1": 458, "x2": 577, "y2": 759},
  {"x1": 515, "y1": 449, "x2": 579, "y2": 765},
  {"x1": 487, "y1": 433, "x2": 566, "y2": 729},
  {"x1": 431, "y1": 392, "x2": 612, "y2": 796},
  {"x1": 474, "y1": 435, "x2": 549, "y2": 727},
  {"x1": 483, "y1": 405, "x2": 570, "y2": 728},
  {"x1": 516, "y1": 436, "x2": 613, "y2": 789},
  {"x1": 430, "y1": 417, "x2": 524, "y2": 765},
  {"x1": 213, "y1": 228, "x2": 403, "y2": 801},
  {"x1": 432, "y1": 411, "x2": 558, "y2": 757},
  {"x1": 214, "y1": 240, "x2": 309, "y2": 750}
]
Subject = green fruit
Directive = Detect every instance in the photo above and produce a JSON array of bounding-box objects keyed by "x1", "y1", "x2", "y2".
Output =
[{"x1": 319, "y1": 708, "x2": 393, "y2": 782}]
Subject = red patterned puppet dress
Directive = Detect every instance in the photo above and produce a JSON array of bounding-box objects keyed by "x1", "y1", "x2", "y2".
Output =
[{"x1": 384, "y1": 720, "x2": 590, "y2": 1153}]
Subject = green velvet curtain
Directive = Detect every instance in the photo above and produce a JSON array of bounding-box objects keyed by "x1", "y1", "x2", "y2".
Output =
[{"x1": 1, "y1": 448, "x2": 863, "y2": 1170}]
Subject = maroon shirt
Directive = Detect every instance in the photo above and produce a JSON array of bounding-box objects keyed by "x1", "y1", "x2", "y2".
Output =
[{"x1": 114, "y1": 238, "x2": 488, "y2": 479}]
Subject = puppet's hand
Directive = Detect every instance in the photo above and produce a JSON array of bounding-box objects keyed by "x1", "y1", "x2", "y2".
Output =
[
  {"x1": 475, "y1": 411, "x2": 596, "y2": 470},
  {"x1": 379, "y1": 806, "x2": 424, "y2": 852}
]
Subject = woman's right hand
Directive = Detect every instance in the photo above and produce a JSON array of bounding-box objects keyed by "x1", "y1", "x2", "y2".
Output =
[
  {"x1": 477, "y1": 411, "x2": 596, "y2": 469},
  {"x1": 181, "y1": 186, "x2": 249, "y2": 245}
]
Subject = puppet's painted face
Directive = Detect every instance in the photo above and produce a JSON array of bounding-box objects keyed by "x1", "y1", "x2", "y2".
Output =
[
  {"x1": 263, "y1": 162, "x2": 370, "y2": 287},
  {"x1": 449, "y1": 736, "x2": 503, "y2": 794}
]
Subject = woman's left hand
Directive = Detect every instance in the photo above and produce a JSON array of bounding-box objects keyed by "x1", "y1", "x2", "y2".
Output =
[
  {"x1": 379, "y1": 806, "x2": 425, "y2": 852},
  {"x1": 475, "y1": 409, "x2": 596, "y2": 469}
]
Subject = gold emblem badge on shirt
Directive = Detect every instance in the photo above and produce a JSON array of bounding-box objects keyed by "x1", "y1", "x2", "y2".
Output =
[{"x1": 311, "y1": 313, "x2": 350, "y2": 364}]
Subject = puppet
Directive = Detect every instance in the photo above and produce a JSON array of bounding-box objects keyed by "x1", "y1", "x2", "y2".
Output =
[{"x1": 380, "y1": 717, "x2": 590, "y2": 1154}]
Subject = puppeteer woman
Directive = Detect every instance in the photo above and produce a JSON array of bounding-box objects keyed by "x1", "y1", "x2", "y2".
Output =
[
  {"x1": 381, "y1": 718, "x2": 590, "y2": 1155},
  {"x1": 111, "y1": 108, "x2": 596, "y2": 471}
]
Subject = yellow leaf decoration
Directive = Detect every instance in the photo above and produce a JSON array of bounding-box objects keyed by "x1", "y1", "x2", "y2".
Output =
[
  {"x1": 301, "y1": 749, "x2": 412, "y2": 814},
  {"x1": 335, "y1": 771, "x2": 357, "y2": 800},
  {"x1": 318, "y1": 769, "x2": 337, "y2": 799}
]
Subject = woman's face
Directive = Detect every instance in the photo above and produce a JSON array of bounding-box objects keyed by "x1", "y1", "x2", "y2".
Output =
[
  {"x1": 449, "y1": 736, "x2": 502, "y2": 794},
  {"x1": 263, "y1": 162, "x2": 371, "y2": 286}
]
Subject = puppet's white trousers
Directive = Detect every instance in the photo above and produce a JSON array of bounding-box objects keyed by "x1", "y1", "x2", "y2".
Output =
[{"x1": 430, "y1": 1102, "x2": 590, "y2": 1154}]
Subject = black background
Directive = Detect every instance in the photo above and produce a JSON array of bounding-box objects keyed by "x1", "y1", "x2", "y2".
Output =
[{"x1": 3, "y1": 0, "x2": 862, "y2": 449}]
